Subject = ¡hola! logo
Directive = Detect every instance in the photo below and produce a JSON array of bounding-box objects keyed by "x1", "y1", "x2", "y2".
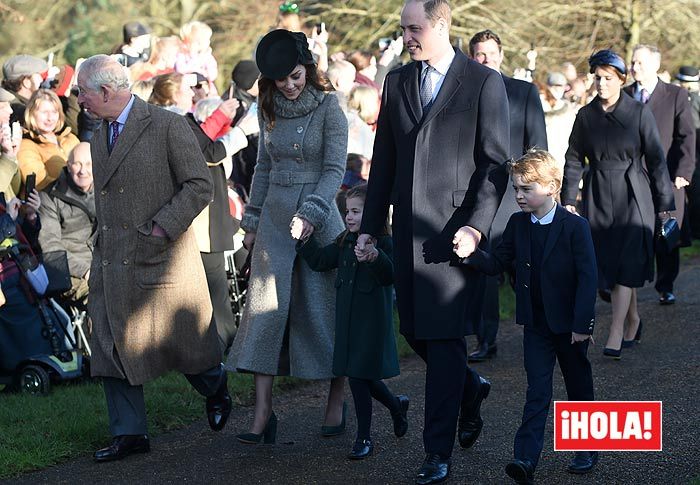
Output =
[{"x1": 554, "y1": 401, "x2": 662, "y2": 451}]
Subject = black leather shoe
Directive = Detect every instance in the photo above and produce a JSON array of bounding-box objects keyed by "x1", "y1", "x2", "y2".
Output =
[
  {"x1": 207, "y1": 391, "x2": 232, "y2": 431},
  {"x1": 659, "y1": 292, "x2": 675, "y2": 305},
  {"x1": 458, "y1": 376, "x2": 491, "y2": 448},
  {"x1": 94, "y1": 435, "x2": 150, "y2": 462},
  {"x1": 567, "y1": 451, "x2": 599, "y2": 474},
  {"x1": 416, "y1": 454, "x2": 450, "y2": 484},
  {"x1": 348, "y1": 438, "x2": 373, "y2": 460},
  {"x1": 505, "y1": 459, "x2": 535, "y2": 484},
  {"x1": 468, "y1": 342, "x2": 497, "y2": 363},
  {"x1": 598, "y1": 289, "x2": 611, "y2": 303}
]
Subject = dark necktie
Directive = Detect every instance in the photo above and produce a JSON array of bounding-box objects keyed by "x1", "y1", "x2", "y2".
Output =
[
  {"x1": 420, "y1": 65, "x2": 435, "y2": 111},
  {"x1": 109, "y1": 121, "x2": 120, "y2": 153},
  {"x1": 640, "y1": 88, "x2": 650, "y2": 104}
]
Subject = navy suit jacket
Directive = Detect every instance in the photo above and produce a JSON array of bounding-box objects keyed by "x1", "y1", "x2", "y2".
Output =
[{"x1": 464, "y1": 205, "x2": 597, "y2": 335}]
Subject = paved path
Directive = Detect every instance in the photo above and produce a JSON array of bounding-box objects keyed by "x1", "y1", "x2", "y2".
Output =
[{"x1": 10, "y1": 264, "x2": 700, "y2": 484}]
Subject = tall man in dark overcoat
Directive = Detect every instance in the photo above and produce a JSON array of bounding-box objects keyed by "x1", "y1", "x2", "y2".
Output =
[
  {"x1": 357, "y1": 1, "x2": 510, "y2": 483},
  {"x1": 467, "y1": 29, "x2": 548, "y2": 362},
  {"x1": 77, "y1": 55, "x2": 232, "y2": 462},
  {"x1": 625, "y1": 44, "x2": 696, "y2": 306}
]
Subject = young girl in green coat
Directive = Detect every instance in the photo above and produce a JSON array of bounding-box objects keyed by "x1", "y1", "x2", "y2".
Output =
[{"x1": 295, "y1": 183, "x2": 409, "y2": 460}]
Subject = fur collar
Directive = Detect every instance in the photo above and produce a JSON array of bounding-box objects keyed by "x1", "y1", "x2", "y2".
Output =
[{"x1": 273, "y1": 85, "x2": 325, "y2": 119}]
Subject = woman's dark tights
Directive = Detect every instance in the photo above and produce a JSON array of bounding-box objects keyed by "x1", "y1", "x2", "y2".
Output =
[{"x1": 348, "y1": 377, "x2": 400, "y2": 439}]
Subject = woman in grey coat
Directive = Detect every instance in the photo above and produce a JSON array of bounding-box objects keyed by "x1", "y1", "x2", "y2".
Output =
[{"x1": 227, "y1": 29, "x2": 348, "y2": 443}]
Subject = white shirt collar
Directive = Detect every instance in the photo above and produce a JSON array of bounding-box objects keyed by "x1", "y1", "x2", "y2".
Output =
[
  {"x1": 530, "y1": 203, "x2": 557, "y2": 225},
  {"x1": 422, "y1": 48, "x2": 455, "y2": 77},
  {"x1": 114, "y1": 95, "x2": 135, "y2": 126},
  {"x1": 636, "y1": 77, "x2": 659, "y2": 96}
]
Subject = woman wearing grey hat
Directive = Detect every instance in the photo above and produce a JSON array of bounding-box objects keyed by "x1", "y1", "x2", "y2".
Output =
[
  {"x1": 561, "y1": 49, "x2": 675, "y2": 359},
  {"x1": 227, "y1": 29, "x2": 348, "y2": 443}
]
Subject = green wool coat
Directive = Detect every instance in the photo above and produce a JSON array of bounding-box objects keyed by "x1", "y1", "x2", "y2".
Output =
[{"x1": 297, "y1": 232, "x2": 399, "y2": 381}]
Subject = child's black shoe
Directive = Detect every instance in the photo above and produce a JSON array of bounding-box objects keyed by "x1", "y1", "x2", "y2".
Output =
[
  {"x1": 391, "y1": 395, "x2": 410, "y2": 437},
  {"x1": 348, "y1": 438, "x2": 373, "y2": 460}
]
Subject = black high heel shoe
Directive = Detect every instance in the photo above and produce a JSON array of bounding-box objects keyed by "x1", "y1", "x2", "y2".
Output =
[
  {"x1": 622, "y1": 320, "x2": 643, "y2": 348},
  {"x1": 603, "y1": 347, "x2": 622, "y2": 359},
  {"x1": 321, "y1": 402, "x2": 347, "y2": 437},
  {"x1": 236, "y1": 412, "x2": 277, "y2": 444}
]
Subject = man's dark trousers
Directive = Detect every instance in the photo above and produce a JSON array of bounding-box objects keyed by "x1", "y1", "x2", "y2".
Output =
[
  {"x1": 403, "y1": 335, "x2": 480, "y2": 458},
  {"x1": 514, "y1": 323, "x2": 593, "y2": 467}
]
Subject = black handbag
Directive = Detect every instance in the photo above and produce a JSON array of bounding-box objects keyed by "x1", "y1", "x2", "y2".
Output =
[
  {"x1": 657, "y1": 217, "x2": 680, "y2": 253},
  {"x1": 41, "y1": 250, "x2": 73, "y2": 296}
]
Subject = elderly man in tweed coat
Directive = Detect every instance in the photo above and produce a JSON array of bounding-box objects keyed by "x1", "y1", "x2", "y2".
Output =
[{"x1": 77, "y1": 55, "x2": 231, "y2": 462}]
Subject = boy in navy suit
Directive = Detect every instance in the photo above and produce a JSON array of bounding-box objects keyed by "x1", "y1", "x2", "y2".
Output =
[{"x1": 454, "y1": 150, "x2": 598, "y2": 484}]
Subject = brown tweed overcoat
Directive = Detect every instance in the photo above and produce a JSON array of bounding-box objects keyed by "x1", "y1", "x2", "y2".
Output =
[{"x1": 88, "y1": 97, "x2": 220, "y2": 385}]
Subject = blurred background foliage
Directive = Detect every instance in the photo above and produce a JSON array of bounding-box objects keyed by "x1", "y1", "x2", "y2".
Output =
[{"x1": 0, "y1": 0, "x2": 698, "y2": 91}]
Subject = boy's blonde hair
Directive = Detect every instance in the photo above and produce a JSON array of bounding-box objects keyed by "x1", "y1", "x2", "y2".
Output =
[{"x1": 508, "y1": 149, "x2": 563, "y2": 195}]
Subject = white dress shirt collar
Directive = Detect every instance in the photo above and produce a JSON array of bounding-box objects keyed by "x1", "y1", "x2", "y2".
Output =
[{"x1": 530, "y1": 203, "x2": 557, "y2": 225}]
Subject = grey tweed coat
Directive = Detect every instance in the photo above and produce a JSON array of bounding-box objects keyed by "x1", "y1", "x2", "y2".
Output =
[
  {"x1": 88, "y1": 97, "x2": 220, "y2": 386},
  {"x1": 227, "y1": 86, "x2": 347, "y2": 379}
]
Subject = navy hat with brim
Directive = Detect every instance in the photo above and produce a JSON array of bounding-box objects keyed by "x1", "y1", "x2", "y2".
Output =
[
  {"x1": 256, "y1": 29, "x2": 314, "y2": 80},
  {"x1": 676, "y1": 66, "x2": 699, "y2": 82},
  {"x1": 588, "y1": 49, "x2": 626, "y2": 75}
]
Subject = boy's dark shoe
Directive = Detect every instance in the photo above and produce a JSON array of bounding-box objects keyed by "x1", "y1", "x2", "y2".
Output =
[
  {"x1": 458, "y1": 376, "x2": 490, "y2": 448},
  {"x1": 468, "y1": 342, "x2": 497, "y2": 362},
  {"x1": 505, "y1": 459, "x2": 535, "y2": 484},
  {"x1": 659, "y1": 292, "x2": 675, "y2": 305},
  {"x1": 415, "y1": 454, "x2": 450, "y2": 484},
  {"x1": 567, "y1": 451, "x2": 599, "y2": 474}
]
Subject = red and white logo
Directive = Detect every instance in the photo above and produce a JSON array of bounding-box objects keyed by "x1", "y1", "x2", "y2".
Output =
[{"x1": 554, "y1": 401, "x2": 662, "y2": 451}]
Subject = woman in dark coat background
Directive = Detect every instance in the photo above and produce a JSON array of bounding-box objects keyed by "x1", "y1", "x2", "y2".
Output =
[{"x1": 562, "y1": 50, "x2": 675, "y2": 358}]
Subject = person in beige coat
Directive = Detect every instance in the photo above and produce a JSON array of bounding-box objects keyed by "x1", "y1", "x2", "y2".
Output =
[{"x1": 76, "y1": 55, "x2": 231, "y2": 462}]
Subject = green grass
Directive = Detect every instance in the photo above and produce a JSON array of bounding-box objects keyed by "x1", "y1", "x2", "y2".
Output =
[
  {"x1": 680, "y1": 240, "x2": 700, "y2": 262},
  {"x1": 0, "y1": 371, "x2": 298, "y2": 480}
]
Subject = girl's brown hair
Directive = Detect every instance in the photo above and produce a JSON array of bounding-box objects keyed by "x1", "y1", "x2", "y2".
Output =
[{"x1": 258, "y1": 63, "x2": 334, "y2": 129}]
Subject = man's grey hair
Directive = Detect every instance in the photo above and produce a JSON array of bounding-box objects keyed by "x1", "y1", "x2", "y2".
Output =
[
  {"x1": 79, "y1": 54, "x2": 131, "y2": 92},
  {"x1": 633, "y1": 44, "x2": 662, "y2": 62}
]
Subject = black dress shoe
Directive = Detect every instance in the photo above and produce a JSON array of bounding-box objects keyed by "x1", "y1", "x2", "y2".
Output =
[
  {"x1": 505, "y1": 459, "x2": 535, "y2": 484},
  {"x1": 392, "y1": 395, "x2": 410, "y2": 437},
  {"x1": 458, "y1": 376, "x2": 491, "y2": 448},
  {"x1": 659, "y1": 292, "x2": 676, "y2": 305},
  {"x1": 206, "y1": 392, "x2": 232, "y2": 431},
  {"x1": 468, "y1": 342, "x2": 497, "y2": 363},
  {"x1": 348, "y1": 438, "x2": 373, "y2": 460},
  {"x1": 94, "y1": 435, "x2": 150, "y2": 462},
  {"x1": 602, "y1": 347, "x2": 622, "y2": 359},
  {"x1": 598, "y1": 289, "x2": 611, "y2": 303},
  {"x1": 567, "y1": 451, "x2": 599, "y2": 474},
  {"x1": 416, "y1": 454, "x2": 450, "y2": 484}
]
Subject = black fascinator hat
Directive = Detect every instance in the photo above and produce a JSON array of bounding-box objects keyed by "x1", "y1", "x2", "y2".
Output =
[
  {"x1": 588, "y1": 49, "x2": 626, "y2": 75},
  {"x1": 256, "y1": 29, "x2": 314, "y2": 80}
]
